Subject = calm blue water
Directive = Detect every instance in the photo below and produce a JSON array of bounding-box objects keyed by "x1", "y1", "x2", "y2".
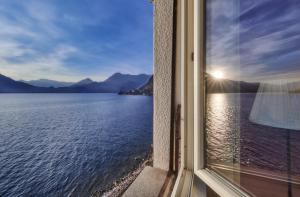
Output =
[{"x1": 0, "y1": 93, "x2": 153, "y2": 197}]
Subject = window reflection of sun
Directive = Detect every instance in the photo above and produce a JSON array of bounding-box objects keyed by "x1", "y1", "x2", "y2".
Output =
[{"x1": 211, "y1": 70, "x2": 224, "y2": 80}]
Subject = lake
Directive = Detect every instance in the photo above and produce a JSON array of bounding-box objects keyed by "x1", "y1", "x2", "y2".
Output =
[
  {"x1": 0, "y1": 94, "x2": 153, "y2": 197},
  {"x1": 206, "y1": 93, "x2": 300, "y2": 188}
]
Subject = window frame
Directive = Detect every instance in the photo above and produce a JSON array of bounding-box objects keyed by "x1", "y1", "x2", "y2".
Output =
[
  {"x1": 193, "y1": 0, "x2": 251, "y2": 196},
  {"x1": 171, "y1": 0, "x2": 253, "y2": 196}
]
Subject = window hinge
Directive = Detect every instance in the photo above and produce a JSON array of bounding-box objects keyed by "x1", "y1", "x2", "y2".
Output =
[{"x1": 191, "y1": 52, "x2": 194, "y2": 61}]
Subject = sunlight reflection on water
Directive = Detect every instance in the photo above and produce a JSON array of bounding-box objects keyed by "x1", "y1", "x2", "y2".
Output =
[{"x1": 206, "y1": 93, "x2": 300, "y2": 176}]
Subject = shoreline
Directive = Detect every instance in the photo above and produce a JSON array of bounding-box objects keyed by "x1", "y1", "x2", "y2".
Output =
[{"x1": 92, "y1": 150, "x2": 153, "y2": 197}]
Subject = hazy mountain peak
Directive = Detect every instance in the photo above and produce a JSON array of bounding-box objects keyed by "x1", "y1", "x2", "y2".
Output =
[
  {"x1": 80, "y1": 78, "x2": 93, "y2": 83},
  {"x1": 105, "y1": 73, "x2": 124, "y2": 81},
  {"x1": 20, "y1": 79, "x2": 74, "y2": 88},
  {"x1": 0, "y1": 73, "x2": 39, "y2": 93},
  {"x1": 72, "y1": 78, "x2": 94, "y2": 87},
  {"x1": 0, "y1": 74, "x2": 5, "y2": 78},
  {"x1": 105, "y1": 73, "x2": 150, "y2": 82},
  {"x1": 112, "y1": 72, "x2": 122, "y2": 76},
  {"x1": 102, "y1": 73, "x2": 151, "y2": 92}
]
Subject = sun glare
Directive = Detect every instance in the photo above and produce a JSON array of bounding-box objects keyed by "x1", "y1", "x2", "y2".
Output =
[{"x1": 212, "y1": 70, "x2": 224, "y2": 79}]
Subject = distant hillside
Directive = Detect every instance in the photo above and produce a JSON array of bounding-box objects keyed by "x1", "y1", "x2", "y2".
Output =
[
  {"x1": 71, "y1": 78, "x2": 94, "y2": 87},
  {"x1": 67, "y1": 73, "x2": 151, "y2": 93},
  {"x1": 0, "y1": 73, "x2": 150, "y2": 93},
  {"x1": 21, "y1": 79, "x2": 74, "y2": 88},
  {"x1": 0, "y1": 74, "x2": 44, "y2": 93},
  {"x1": 119, "y1": 75, "x2": 153, "y2": 96},
  {"x1": 288, "y1": 81, "x2": 300, "y2": 93},
  {"x1": 104, "y1": 73, "x2": 150, "y2": 92},
  {"x1": 207, "y1": 75, "x2": 259, "y2": 93},
  {"x1": 207, "y1": 76, "x2": 300, "y2": 94},
  {"x1": 294, "y1": 89, "x2": 300, "y2": 93}
]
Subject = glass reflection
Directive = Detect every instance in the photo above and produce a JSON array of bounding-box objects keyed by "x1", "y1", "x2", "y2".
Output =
[{"x1": 205, "y1": 0, "x2": 300, "y2": 196}]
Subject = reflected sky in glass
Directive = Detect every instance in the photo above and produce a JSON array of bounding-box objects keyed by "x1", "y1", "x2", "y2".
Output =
[{"x1": 206, "y1": 0, "x2": 300, "y2": 82}]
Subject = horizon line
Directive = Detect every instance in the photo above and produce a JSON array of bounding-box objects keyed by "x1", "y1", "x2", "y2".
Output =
[{"x1": 0, "y1": 72, "x2": 153, "y2": 83}]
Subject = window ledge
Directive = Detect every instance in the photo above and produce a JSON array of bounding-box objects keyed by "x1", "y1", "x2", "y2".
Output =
[{"x1": 122, "y1": 166, "x2": 168, "y2": 197}]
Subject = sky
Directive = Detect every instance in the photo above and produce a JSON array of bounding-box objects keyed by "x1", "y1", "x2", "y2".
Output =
[
  {"x1": 207, "y1": 0, "x2": 300, "y2": 82},
  {"x1": 0, "y1": 0, "x2": 153, "y2": 82}
]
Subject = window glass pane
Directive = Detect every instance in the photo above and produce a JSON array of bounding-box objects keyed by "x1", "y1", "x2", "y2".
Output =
[{"x1": 205, "y1": 1, "x2": 300, "y2": 196}]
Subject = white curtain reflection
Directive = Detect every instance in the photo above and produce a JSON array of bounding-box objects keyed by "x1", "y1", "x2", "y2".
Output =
[{"x1": 250, "y1": 80, "x2": 300, "y2": 130}]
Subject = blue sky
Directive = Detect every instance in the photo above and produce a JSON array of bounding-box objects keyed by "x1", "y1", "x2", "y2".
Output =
[
  {"x1": 0, "y1": 0, "x2": 153, "y2": 82},
  {"x1": 207, "y1": 0, "x2": 300, "y2": 82}
]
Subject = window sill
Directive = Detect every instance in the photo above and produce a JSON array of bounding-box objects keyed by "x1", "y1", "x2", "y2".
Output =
[{"x1": 122, "y1": 166, "x2": 168, "y2": 197}]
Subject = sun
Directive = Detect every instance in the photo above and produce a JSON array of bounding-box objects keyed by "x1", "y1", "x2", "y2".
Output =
[{"x1": 211, "y1": 70, "x2": 224, "y2": 79}]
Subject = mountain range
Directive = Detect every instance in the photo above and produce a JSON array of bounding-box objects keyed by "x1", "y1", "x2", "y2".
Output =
[
  {"x1": 206, "y1": 75, "x2": 300, "y2": 93},
  {"x1": 0, "y1": 73, "x2": 151, "y2": 93},
  {"x1": 20, "y1": 79, "x2": 74, "y2": 88},
  {"x1": 5, "y1": 72, "x2": 299, "y2": 94}
]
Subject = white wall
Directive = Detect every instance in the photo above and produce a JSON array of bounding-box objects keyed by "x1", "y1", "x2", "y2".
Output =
[{"x1": 153, "y1": 0, "x2": 174, "y2": 171}]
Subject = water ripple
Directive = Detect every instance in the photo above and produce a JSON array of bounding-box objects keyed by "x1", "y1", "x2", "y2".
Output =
[{"x1": 0, "y1": 93, "x2": 153, "y2": 197}]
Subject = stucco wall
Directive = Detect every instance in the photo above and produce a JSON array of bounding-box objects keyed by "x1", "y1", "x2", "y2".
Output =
[{"x1": 153, "y1": 0, "x2": 174, "y2": 171}]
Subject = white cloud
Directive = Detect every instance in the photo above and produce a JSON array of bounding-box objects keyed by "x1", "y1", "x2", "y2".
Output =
[
  {"x1": 0, "y1": 39, "x2": 35, "y2": 59},
  {"x1": 0, "y1": 44, "x2": 79, "y2": 81},
  {"x1": 0, "y1": 1, "x2": 76, "y2": 81}
]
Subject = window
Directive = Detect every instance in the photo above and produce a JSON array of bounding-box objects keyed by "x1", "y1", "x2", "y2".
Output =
[{"x1": 202, "y1": 0, "x2": 300, "y2": 196}]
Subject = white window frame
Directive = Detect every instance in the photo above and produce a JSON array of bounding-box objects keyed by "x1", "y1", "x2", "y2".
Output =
[
  {"x1": 193, "y1": 0, "x2": 251, "y2": 196},
  {"x1": 172, "y1": 0, "x2": 252, "y2": 196}
]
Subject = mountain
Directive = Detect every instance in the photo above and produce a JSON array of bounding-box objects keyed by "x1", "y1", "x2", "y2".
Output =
[
  {"x1": 0, "y1": 73, "x2": 151, "y2": 93},
  {"x1": 102, "y1": 73, "x2": 151, "y2": 92},
  {"x1": 21, "y1": 79, "x2": 74, "y2": 88},
  {"x1": 206, "y1": 74, "x2": 259, "y2": 93},
  {"x1": 0, "y1": 74, "x2": 44, "y2": 93},
  {"x1": 65, "y1": 73, "x2": 151, "y2": 93},
  {"x1": 71, "y1": 78, "x2": 94, "y2": 87},
  {"x1": 119, "y1": 75, "x2": 153, "y2": 96}
]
